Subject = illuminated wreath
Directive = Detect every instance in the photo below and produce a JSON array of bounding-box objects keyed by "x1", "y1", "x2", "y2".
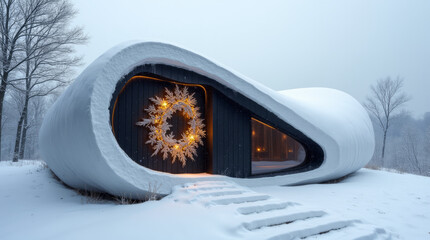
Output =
[{"x1": 136, "y1": 85, "x2": 206, "y2": 167}]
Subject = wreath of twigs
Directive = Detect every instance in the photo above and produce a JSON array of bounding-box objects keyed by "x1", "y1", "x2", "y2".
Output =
[{"x1": 136, "y1": 85, "x2": 206, "y2": 166}]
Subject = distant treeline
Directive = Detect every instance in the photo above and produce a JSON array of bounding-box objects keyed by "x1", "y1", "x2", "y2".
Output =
[{"x1": 368, "y1": 111, "x2": 430, "y2": 176}]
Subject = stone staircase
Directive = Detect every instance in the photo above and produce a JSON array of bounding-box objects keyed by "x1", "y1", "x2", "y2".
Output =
[{"x1": 171, "y1": 181, "x2": 394, "y2": 240}]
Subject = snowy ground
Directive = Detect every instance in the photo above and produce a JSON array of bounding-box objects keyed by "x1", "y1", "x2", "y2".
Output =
[
  {"x1": 255, "y1": 169, "x2": 430, "y2": 239},
  {"x1": 0, "y1": 161, "x2": 429, "y2": 240}
]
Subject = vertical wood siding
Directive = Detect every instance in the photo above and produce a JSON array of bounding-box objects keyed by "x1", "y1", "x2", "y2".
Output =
[
  {"x1": 211, "y1": 90, "x2": 251, "y2": 177},
  {"x1": 113, "y1": 77, "x2": 207, "y2": 173}
]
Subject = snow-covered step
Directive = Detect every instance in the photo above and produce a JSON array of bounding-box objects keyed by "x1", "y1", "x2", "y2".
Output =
[
  {"x1": 211, "y1": 194, "x2": 271, "y2": 205},
  {"x1": 243, "y1": 210, "x2": 326, "y2": 231},
  {"x1": 171, "y1": 180, "x2": 392, "y2": 239},
  {"x1": 182, "y1": 181, "x2": 243, "y2": 193},
  {"x1": 267, "y1": 220, "x2": 356, "y2": 240},
  {"x1": 172, "y1": 181, "x2": 266, "y2": 206},
  {"x1": 249, "y1": 214, "x2": 359, "y2": 240},
  {"x1": 194, "y1": 190, "x2": 246, "y2": 198},
  {"x1": 184, "y1": 185, "x2": 238, "y2": 192},
  {"x1": 237, "y1": 201, "x2": 299, "y2": 215},
  {"x1": 183, "y1": 181, "x2": 233, "y2": 188},
  {"x1": 303, "y1": 223, "x2": 392, "y2": 240}
]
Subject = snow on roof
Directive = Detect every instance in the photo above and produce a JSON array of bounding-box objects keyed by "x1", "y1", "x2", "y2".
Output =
[{"x1": 39, "y1": 42, "x2": 374, "y2": 199}]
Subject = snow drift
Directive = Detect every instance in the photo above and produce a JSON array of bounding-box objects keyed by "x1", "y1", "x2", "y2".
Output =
[{"x1": 39, "y1": 41, "x2": 374, "y2": 199}]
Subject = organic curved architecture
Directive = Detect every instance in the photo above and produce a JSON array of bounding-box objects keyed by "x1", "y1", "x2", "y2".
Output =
[{"x1": 39, "y1": 42, "x2": 375, "y2": 199}]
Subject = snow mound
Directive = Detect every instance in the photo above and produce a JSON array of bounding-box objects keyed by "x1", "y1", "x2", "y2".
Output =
[
  {"x1": 1, "y1": 162, "x2": 417, "y2": 240},
  {"x1": 39, "y1": 41, "x2": 374, "y2": 198}
]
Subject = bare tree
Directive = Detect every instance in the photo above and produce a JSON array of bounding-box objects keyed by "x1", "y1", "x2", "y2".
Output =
[
  {"x1": 11, "y1": 0, "x2": 86, "y2": 162},
  {"x1": 0, "y1": 0, "x2": 61, "y2": 160},
  {"x1": 401, "y1": 127, "x2": 422, "y2": 175},
  {"x1": 364, "y1": 77, "x2": 410, "y2": 163},
  {"x1": 424, "y1": 126, "x2": 430, "y2": 176},
  {"x1": 0, "y1": 103, "x2": 7, "y2": 133},
  {"x1": 21, "y1": 95, "x2": 45, "y2": 158}
]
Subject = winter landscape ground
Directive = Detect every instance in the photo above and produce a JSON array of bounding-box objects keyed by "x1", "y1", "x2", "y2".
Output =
[{"x1": 1, "y1": 160, "x2": 429, "y2": 240}]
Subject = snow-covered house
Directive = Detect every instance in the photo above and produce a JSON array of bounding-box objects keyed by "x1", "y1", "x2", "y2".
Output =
[{"x1": 39, "y1": 42, "x2": 375, "y2": 199}]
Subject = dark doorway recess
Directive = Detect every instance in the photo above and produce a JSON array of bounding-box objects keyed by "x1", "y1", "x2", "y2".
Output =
[
  {"x1": 110, "y1": 64, "x2": 324, "y2": 178},
  {"x1": 111, "y1": 76, "x2": 208, "y2": 173}
]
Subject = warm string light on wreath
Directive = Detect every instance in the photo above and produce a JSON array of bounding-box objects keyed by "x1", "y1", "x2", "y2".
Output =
[{"x1": 136, "y1": 85, "x2": 206, "y2": 167}]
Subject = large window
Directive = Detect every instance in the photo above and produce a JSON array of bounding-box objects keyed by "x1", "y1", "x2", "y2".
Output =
[{"x1": 251, "y1": 118, "x2": 306, "y2": 174}]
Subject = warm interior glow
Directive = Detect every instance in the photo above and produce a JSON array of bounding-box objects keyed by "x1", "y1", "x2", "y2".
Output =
[{"x1": 251, "y1": 118, "x2": 306, "y2": 175}]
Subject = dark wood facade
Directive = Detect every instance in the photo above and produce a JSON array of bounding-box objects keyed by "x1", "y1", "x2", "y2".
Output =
[
  {"x1": 210, "y1": 90, "x2": 251, "y2": 177},
  {"x1": 110, "y1": 64, "x2": 324, "y2": 178},
  {"x1": 112, "y1": 77, "x2": 207, "y2": 173}
]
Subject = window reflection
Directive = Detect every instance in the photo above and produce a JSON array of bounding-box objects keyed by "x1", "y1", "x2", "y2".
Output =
[{"x1": 251, "y1": 118, "x2": 306, "y2": 174}]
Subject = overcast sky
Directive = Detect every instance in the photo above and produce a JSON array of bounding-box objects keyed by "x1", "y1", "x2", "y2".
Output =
[{"x1": 72, "y1": 0, "x2": 430, "y2": 117}]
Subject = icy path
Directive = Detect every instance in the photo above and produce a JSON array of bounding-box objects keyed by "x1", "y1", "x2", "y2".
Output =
[{"x1": 172, "y1": 181, "x2": 394, "y2": 240}]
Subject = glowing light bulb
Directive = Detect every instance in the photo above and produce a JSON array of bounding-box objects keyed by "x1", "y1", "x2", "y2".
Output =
[
  {"x1": 174, "y1": 144, "x2": 179, "y2": 149},
  {"x1": 162, "y1": 101, "x2": 168, "y2": 107}
]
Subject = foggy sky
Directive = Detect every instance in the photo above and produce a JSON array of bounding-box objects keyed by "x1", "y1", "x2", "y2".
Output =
[{"x1": 72, "y1": 0, "x2": 430, "y2": 117}]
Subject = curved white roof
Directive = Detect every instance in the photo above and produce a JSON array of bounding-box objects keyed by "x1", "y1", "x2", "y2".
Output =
[{"x1": 39, "y1": 42, "x2": 374, "y2": 199}]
